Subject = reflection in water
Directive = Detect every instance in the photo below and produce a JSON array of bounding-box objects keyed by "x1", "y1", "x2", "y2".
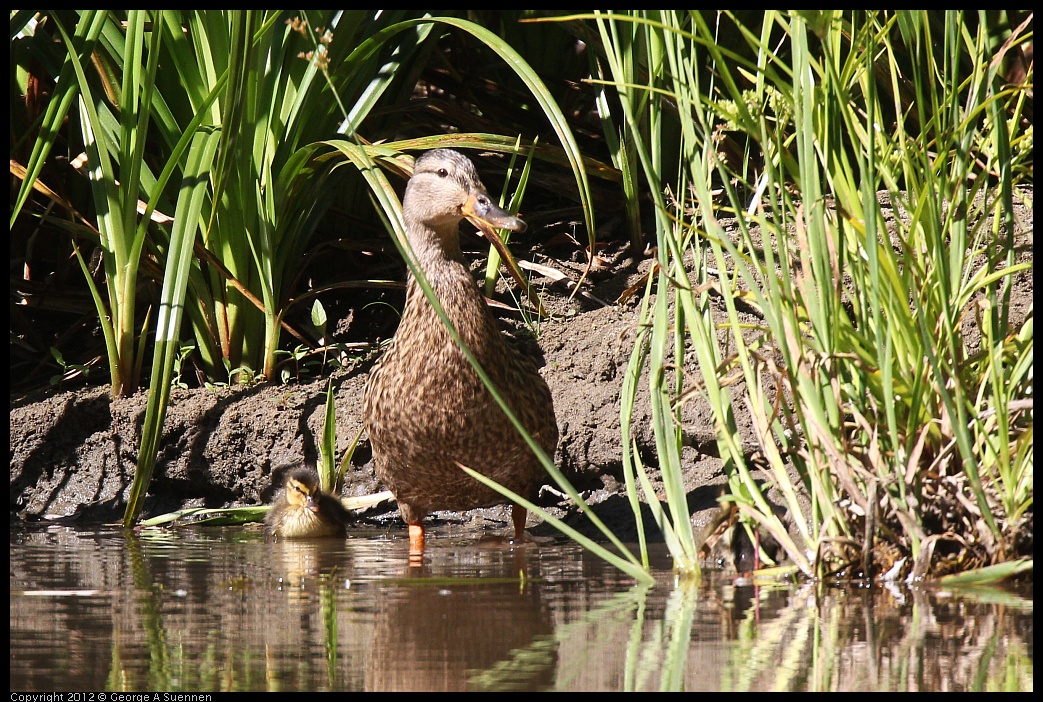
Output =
[
  {"x1": 365, "y1": 554, "x2": 556, "y2": 691},
  {"x1": 271, "y1": 537, "x2": 558, "y2": 691},
  {"x1": 9, "y1": 525, "x2": 1033, "y2": 692}
]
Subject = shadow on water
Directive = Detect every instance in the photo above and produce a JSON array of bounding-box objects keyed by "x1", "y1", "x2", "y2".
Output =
[{"x1": 9, "y1": 524, "x2": 1033, "y2": 692}]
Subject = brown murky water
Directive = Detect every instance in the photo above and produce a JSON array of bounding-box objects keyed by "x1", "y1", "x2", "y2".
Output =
[{"x1": 9, "y1": 525, "x2": 1033, "y2": 692}]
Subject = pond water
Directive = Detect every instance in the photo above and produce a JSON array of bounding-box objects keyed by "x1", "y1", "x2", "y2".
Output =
[{"x1": 10, "y1": 524, "x2": 1033, "y2": 692}]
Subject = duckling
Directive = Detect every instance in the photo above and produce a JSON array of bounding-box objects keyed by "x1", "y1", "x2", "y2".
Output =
[
  {"x1": 363, "y1": 148, "x2": 559, "y2": 556},
  {"x1": 264, "y1": 467, "x2": 350, "y2": 539}
]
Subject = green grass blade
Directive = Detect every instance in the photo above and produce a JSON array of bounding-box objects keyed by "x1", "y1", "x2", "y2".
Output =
[{"x1": 124, "y1": 128, "x2": 222, "y2": 526}]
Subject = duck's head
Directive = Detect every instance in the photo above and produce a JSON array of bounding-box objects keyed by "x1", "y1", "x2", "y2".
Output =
[
  {"x1": 403, "y1": 149, "x2": 527, "y2": 239},
  {"x1": 283, "y1": 467, "x2": 323, "y2": 513}
]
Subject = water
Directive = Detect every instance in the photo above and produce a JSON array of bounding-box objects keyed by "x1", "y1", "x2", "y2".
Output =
[{"x1": 10, "y1": 524, "x2": 1033, "y2": 692}]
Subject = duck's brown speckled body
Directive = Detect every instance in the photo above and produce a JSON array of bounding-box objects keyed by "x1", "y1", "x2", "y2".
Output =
[{"x1": 363, "y1": 149, "x2": 558, "y2": 555}]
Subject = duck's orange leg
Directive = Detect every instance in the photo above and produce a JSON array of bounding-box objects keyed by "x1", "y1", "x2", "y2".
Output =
[{"x1": 408, "y1": 522, "x2": 426, "y2": 557}]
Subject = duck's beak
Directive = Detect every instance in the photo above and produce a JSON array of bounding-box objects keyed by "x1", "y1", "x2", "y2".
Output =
[
  {"x1": 462, "y1": 192, "x2": 526, "y2": 234},
  {"x1": 462, "y1": 191, "x2": 546, "y2": 316},
  {"x1": 305, "y1": 495, "x2": 321, "y2": 513}
]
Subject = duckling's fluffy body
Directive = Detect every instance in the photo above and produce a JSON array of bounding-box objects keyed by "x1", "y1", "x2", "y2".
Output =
[
  {"x1": 363, "y1": 149, "x2": 558, "y2": 549},
  {"x1": 265, "y1": 467, "x2": 349, "y2": 539}
]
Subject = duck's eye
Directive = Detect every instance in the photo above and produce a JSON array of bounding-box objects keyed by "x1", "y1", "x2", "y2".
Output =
[{"x1": 437, "y1": 168, "x2": 449, "y2": 178}]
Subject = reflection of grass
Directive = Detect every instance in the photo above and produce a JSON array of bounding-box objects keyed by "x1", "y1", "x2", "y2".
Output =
[
  {"x1": 469, "y1": 638, "x2": 560, "y2": 692},
  {"x1": 468, "y1": 579, "x2": 702, "y2": 692},
  {"x1": 468, "y1": 583, "x2": 657, "y2": 691},
  {"x1": 380, "y1": 576, "x2": 536, "y2": 587},
  {"x1": 984, "y1": 641, "x2": 1033, "y2": 693},
  {"x1": 467, "y1": 572, "x2": 1035, "y2": 691},
  {"x1": 719, "y1": 581, "x2": 1035, "y2": 692},
  {"x1": 119, "y1": 528, "x2": 353, "y2": 691},
  {"x1": 322, "y1": 581, "x2": 338, "y2": 689},
  {"x1": 721, "y1": 583, "x2": 815, "y2": 692}
]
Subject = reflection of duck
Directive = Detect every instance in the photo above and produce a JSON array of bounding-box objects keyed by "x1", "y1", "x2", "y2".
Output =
[
  {"x1": 366, "y1": 550, "x2": 556, "y2": 691},
  {"x1": 363, "y1": 149, "x2": 559, "y2": 557},
  {"x1": 264, "y1": 467, "x2": 349, "y2": 539}
]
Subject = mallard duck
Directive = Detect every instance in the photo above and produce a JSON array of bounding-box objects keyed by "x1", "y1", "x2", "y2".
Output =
[
  {"x1": 264, "y1": 467, "x2": 350, "y2": 539},
  {"x1": 363, "y1": 148, "x2": 558, "y2": 556}
]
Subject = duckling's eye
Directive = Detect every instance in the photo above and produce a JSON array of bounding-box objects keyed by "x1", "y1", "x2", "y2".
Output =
[{"x1": 437, "y1": 168, "x2": 449, "y2": 178}]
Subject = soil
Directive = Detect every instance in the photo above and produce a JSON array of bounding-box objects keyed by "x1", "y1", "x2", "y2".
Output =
[{"x1": 9, "y1": 186, "x2": 1034, "y2": 572}]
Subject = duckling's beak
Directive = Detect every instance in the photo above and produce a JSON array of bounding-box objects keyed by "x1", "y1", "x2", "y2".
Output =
[
  {"x1": 462, "y1": 193, "x2": 526, "y2": 234},
  {"x1": 305, "y1": 494, "x2": 321, "y2": 513}
]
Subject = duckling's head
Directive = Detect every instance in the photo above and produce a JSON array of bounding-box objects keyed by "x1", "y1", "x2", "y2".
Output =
[
  {"x1": 403, "y1": 149, "x2": 527, "y2": 241},
  {"x1": 282, "y1": 467, "x2": 323, "y2": 513}
]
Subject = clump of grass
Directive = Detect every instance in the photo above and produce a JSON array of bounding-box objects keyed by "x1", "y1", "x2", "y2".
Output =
[{"x1": 553, "y1": 10, "x2": 1032, "y2": 580}]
